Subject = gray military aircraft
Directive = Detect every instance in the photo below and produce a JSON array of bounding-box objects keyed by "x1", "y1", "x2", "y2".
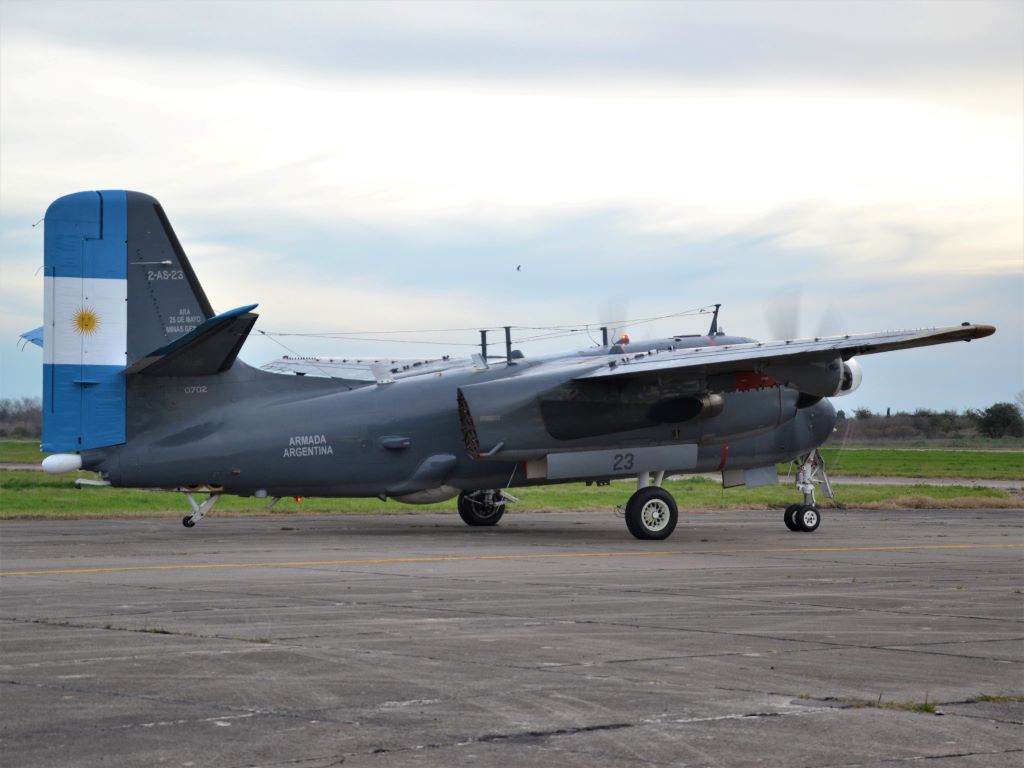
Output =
[{"x1": 28, "y1": 190, "x2": 995, "y2": 539}]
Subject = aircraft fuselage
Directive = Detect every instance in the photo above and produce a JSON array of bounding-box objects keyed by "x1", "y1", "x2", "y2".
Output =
[{"x1": 85, "y1": 351, "x2": 836, "y2": 500}]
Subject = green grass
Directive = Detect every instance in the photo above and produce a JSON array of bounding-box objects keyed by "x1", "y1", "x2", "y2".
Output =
[
  {"x1": 840, "y1": 437, "x2": 1024, "y2": 451},
  {"x1": 5, "y1": 440, "x2": 1022, "y2": 479},
  {"x1": 3, "y1": 439, "x2": 1020, "y2": 520},
  {"x1": 843, "y1": 697, "x2": 939, "y2": 714},
  {"x1": 0, "y1": 470, "x2": 453, "y2": 517},
  {"x1": 0, "y1": 471, "x2": 1016, "y2": 520},
  {"x1": 787, "y1": 448, "x2": 1023, "y2": 479},
  {"x1": 513, "y1": 478, "x2": 1014, "y2": 511},
  {"x1": 968, "y1": 694, "x2": 1024, "y2": 704},
  {"x1": 884, "y1": 700, "x2": 938, "y2": 714},
  {"x1": 0, "y1": 440, "x2": 47, "y2": 464}
]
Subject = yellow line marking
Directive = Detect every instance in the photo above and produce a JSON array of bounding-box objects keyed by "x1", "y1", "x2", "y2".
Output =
[{"x1": 1, "y1": 543, "x2": 1021, "y2": 577}]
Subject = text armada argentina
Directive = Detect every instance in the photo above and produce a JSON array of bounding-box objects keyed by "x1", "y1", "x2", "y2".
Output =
[{"x1": 283, "y1": 434, "x2": 334, "y2": 458}]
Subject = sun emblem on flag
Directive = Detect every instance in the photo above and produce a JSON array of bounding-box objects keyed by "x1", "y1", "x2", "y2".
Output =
[{"x1": 73, "y1": 307, "x2": 100, "y2": 335}]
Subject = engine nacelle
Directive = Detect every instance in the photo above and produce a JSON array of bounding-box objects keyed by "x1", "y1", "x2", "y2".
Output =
[
  {"x1": 765, "y1": 355, "x2": 863, "y2": 397},
  {"x1": 833, "y1": 357, "x2": 863, "y2": 397},
  {"x1": 765, "y1": 356, "x2": 843, "y2": 397}
]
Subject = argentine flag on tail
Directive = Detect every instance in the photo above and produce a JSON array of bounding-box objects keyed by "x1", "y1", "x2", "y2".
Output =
[{"x1": 43, "y1": 190, "x2": 128, "y2": 452}]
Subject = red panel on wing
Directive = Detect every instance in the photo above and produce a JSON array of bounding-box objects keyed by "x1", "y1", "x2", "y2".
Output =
[{"x1": 735, "y1": 371, "x2": 778, "y2": 391}]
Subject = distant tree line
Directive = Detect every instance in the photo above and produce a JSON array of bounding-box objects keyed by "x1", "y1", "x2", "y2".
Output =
[
  {"x1": 0, "y1": 398, "x2": 42, "y2": 438},
  {"x1": 2, "y1": 394, "x2": 1023, "y2": 441},
  {"x1": 836, "y1": 395, "x2": 1024, "y2": 441}
]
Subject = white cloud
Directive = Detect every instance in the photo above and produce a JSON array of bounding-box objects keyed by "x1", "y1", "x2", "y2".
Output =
[
  {"x1": 3, "y1": 1, "x2": 1020, "y2": 85},
  {"x1": 2, "y1": 36, "x2": 1020, "y2": 279},
  {"x1": 1, "y1": 3, "x2": 1021, "y2": 408}
]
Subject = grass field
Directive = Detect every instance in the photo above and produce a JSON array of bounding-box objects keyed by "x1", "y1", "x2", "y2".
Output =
[
  {"x1": 2, "y1": 439, "x2": 1020, "y2": 520},
  {"x1": 815, "y1": 448, "x2": 1023, "y2": 479},
  {"x1": 0, "y1": 441, "x2": 45, "y2": 463},
  {"x1": 0, "y1": 470, "x2": 1017, "y2": 520},
  {"x1": 3, "y1": 441, "x2": 1021, "y2": 479},
  {"x1": 839, "y1": 437, "x2": 1024, "y2": 451}
]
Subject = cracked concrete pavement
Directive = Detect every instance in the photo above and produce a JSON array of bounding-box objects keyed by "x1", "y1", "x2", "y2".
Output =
[{"x1": 1, "y1": 507, "x2": 1021, "y2": 766}]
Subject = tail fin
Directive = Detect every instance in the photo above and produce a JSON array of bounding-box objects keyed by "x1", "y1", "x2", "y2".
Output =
[{"x1": 42, "y1": 191, "x2": 217, "y2": 451}]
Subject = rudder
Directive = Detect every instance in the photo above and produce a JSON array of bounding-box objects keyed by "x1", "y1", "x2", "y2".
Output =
[{"x1": 124, "y1": 192, "x2": 215, "y2": 360}]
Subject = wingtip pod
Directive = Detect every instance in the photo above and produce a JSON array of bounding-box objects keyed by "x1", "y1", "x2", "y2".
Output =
[{"x1": 930, "y1": 323, "x2": 996, "y2": 343}]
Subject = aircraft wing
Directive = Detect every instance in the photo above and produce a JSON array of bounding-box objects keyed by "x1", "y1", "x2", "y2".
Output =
[{"x1": 575, "y1": 324, "x2": 995, "y2": 381}]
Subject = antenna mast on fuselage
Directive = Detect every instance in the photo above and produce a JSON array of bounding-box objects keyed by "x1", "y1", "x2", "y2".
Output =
[{"x1": 707, "y1": 304, "x2": 722, "y2": 336}]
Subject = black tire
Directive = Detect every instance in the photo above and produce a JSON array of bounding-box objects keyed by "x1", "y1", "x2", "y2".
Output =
[
  {"x1": 797, "y1": 505, "x2": 821, "y2": 533},
  {"x1": 457, "y1": 490, "x2": 505, "y2": 527},
  {"x1": 624, "y1": 487, "x2": 678, "y2": 540},
  {"x1": 784, "y1": 504, "x2": 802, "y2": 532},
  {"x1": 182, "y1": 516, "x2": 195, "y2": 528}
]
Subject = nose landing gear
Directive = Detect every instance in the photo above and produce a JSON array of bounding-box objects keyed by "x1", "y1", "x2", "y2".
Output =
[
  {"x1": 784, "y1": 503, "x2": 821, "y2": 532},
  {"x1": 784, "y1": 449, "x2": 832, "y2": 533}
]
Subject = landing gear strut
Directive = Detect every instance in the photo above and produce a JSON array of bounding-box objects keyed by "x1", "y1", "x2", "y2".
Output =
[
  {"x1": 784, "y1": 449, "x2": 832, "y2": 533},
  {"x1": 457, "y1": 490, "x2": 507, "y2": 526},
  {"x1": 623, "y1": 471, "x2": 677, "y2": 540},
  {"x1": 182, "y1": 492, "x2": 220, "y2": 528}
]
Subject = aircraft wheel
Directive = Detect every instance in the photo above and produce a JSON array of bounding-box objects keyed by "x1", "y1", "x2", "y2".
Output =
[
  {"x1": 796, "y1": 505, "x2": 821, "y2": 533},
  {"x1": 784, "y1": 504, "x2": 802, "y2": 532},
  {"x1": 457, "y1": 490, "x2": 505, "y2": 527},
  {"x1": 182, "y1": 516, "x2": 195, "y2": 528},
  {"x1": 625, "y1": 487, "x2": 678, "y2": 540}
]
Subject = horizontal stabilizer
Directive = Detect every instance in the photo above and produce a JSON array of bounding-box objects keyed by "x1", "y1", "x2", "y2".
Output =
[
  {"x1": 20, "y1": 327, "x2": 44, "y2": 348},
  {"x1": 124, "y1": 304, "x2": 258, "y2": 377}
]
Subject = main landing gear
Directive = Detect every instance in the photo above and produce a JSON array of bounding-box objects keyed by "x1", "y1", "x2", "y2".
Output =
[
  {"x1": 457, "y1": 490, "x2": 509, "y2": 526},
  {"x1": 622, "y1": 471, "x2": 678, "y2": 540},
  {"x1": 783, "y1": 449, "x2": 833, "y2": 533}
]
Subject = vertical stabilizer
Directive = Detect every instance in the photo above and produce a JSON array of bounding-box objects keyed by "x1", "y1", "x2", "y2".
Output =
[
  {"x1": 44, "y1": 191, "x2": 128, "y2": 451},
  {"x1": 42, "y1": 191, "x2": 216, "y2": 451}
]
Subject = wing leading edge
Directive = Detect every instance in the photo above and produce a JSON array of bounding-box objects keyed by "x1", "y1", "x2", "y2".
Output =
[{"x1": 576, "y1": 324, "x2": 995, "y2": 381}]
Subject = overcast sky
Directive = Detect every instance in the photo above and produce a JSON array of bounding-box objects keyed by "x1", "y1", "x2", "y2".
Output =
[{"x1": 1, "y1": 0, "x2": 1021, "y2": 412}]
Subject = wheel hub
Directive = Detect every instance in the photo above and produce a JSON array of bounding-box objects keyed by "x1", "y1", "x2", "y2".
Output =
[
  {"x1": 468, "y1": 491, "x2": 502, "y2": 518},
  {"x1": 641, "y1": 500, "x2": 670, "y2": 531}
]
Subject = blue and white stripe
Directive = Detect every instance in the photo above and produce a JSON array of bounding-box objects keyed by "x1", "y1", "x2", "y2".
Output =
[{"x1": 43, "y1": 190, "x2": 128, "y2": 452}]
